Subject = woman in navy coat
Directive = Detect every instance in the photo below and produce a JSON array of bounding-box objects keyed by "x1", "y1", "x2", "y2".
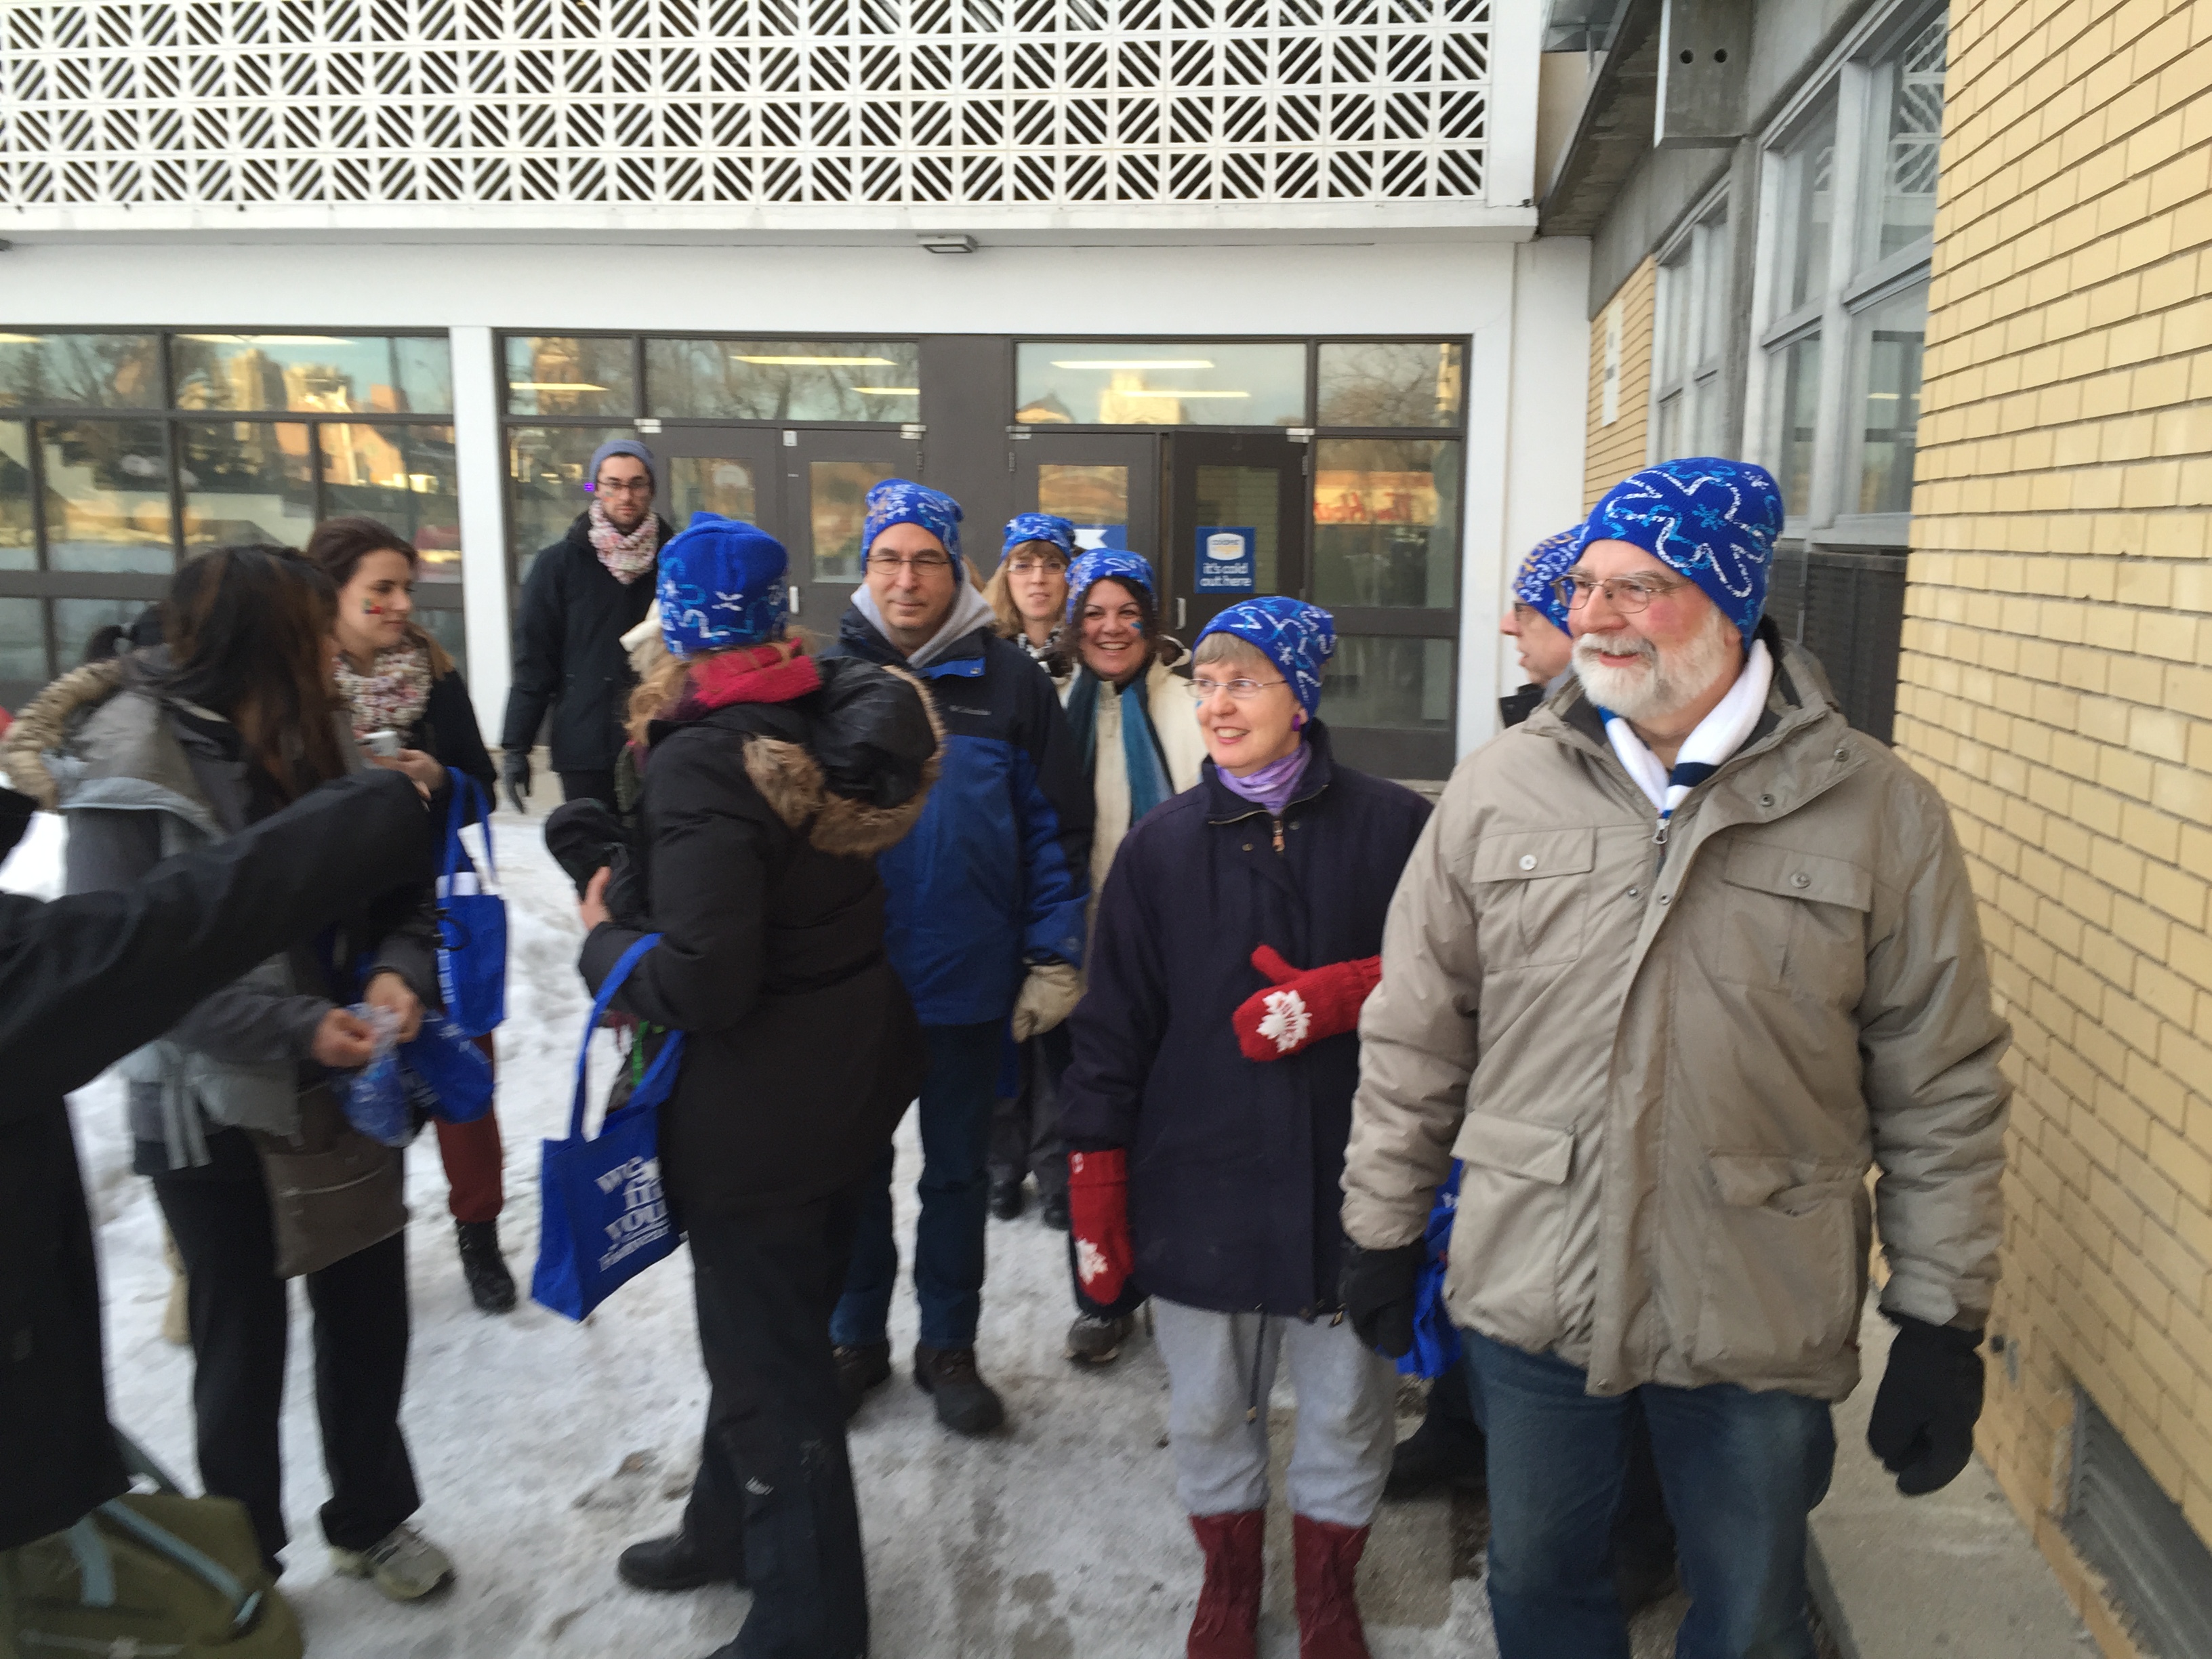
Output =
[{"x1": 1057, "y1": 598, "x2": 1430, "y2": 1659}]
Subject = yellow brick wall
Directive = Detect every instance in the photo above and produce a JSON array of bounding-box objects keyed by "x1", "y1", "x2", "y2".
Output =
[
  {"x1": 1898, "y1": 0, "x2": 2212, "y2": 1633},
  {"x1": 1585, "y1": 258, "x2": 1656, "y2": 509}
]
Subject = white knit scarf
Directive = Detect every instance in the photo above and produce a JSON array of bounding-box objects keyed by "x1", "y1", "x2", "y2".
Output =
[{"x1": 1600, "y1": 638, "x2": 1774, "y2": 822}]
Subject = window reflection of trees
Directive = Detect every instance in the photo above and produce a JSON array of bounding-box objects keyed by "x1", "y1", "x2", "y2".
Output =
[
  {"x1": 0, "y1": 335, "x2": 161, "y2": 410},
  {"x1": 1316, "y1": 343, "x2": 1463, "y2": 428},
  {"x1": 646, "y1": 340, "x2": 921, "y2": 424}
]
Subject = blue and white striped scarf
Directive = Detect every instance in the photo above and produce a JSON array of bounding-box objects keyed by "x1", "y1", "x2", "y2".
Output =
[{"x1": 1599, "y1": 639, "x2": 1774, "y2": 823}]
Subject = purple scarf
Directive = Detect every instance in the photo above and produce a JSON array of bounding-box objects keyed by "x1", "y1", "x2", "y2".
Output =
[{"x1": 1214, "y1": 737, "x2": 1312, "y2": 817}]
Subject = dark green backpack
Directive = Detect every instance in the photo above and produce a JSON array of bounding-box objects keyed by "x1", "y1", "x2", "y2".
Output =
[{"x1": 1, "y1": 1439, "x2": 302, "y2": 1659}]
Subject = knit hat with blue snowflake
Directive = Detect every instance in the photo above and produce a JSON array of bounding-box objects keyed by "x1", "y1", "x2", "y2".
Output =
[{"x1": 1576, "y1": 459, "x2": 1784, "y2": 642}]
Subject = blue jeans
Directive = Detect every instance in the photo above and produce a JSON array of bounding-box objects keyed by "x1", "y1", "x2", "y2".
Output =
[
  {"x1": 830, "y1": 1021, "x2": 1001, "y2": 1352},
  {"x1": 1464, "y1": 1330, "x2": 1835, "y2": 1659}
]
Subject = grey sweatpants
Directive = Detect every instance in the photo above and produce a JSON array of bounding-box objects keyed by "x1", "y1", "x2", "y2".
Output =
[{"x1": 1152, "y1": 1296, "x2": 1397, "y2": 1528}]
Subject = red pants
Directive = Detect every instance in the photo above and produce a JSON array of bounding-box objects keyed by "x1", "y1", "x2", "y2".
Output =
[{"x1": 433, "y1": 1036, "x2": 504, "y2": 1223}]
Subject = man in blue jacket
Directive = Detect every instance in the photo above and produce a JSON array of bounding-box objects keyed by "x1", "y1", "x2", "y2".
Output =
[{"x1": 825, "y1": 480, "x2": 1092, "y2": 1435}]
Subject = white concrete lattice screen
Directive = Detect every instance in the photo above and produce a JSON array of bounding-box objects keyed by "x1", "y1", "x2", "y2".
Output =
[{"x1": 0, "y1": 0, "x2": 1490, "y2": 208}]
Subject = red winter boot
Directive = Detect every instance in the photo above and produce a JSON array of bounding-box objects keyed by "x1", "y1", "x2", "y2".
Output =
[
  {"x1": 1187, "y1": 1509, "x2": 1266, "y2": 1659},
  {"x1": 1292, "y1": 1514, "x2": 1373, "y2": 1659}
]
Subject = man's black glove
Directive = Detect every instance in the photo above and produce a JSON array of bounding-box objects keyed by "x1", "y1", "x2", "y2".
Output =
[
  {"x1": 1338, "y1": 1242, "x2": 1427, "y2": 1359},
  {"x1": 500, "y1": 750, "x2": 532, "y2": 817},
  {"x1": 1866, "y1": 1312, "x2": 1985, "y2": 1496}
]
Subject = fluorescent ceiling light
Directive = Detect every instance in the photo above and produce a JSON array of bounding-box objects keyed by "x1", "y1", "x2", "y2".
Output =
[
  {"x1": 178, "y1": 333, "x2": 353, "y2": 345},
  {"x1": 1052, "y1": 359, "x2": 1216, "y2": 370},
  {"x1": 1110, "y1": 389, "x2": 1250, "y2": 398},
  {"x1": 0, "y1": 333, "x2": 45, "y2": 344},
  {"x1": 513, "y1": 382, "x2": 610, "y2": 392},
  {"x1": 853, "y1": 386, "x2": 921, "y2": 395},
  {"x1": 735, "y1": 355, "x2": 900, "y2": 367}
]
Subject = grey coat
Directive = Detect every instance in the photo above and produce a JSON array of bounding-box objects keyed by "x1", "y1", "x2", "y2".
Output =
[
  {"x1": 1342, "y1": 632, "x2": 2010, "y2": 1402},
  {"x1": 19, "y1": 655, "x2": 439, "y2": 1168}
]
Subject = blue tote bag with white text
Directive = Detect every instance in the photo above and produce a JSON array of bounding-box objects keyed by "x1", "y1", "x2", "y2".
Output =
[
  {"x1": 436, "y1": 771, "x2": 508, "y2": 1038},
  {"x1": 531, "y1": 935, "x2": 687, "y2": 1321}
]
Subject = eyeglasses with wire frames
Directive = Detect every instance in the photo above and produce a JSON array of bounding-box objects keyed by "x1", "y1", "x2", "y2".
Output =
[
  {"x1": 1185, "y1": 674, "x2": 1290, "y2": 703},
  {"x1": 867, "y1": 550, "x2": 955, "y2": 575},
  {"x1": 1005, "y1": 556, "x2": 1069, "y2": 577},
  {"x1": 1553, "y1": 571, "x2": 1689, "y2": 613}
]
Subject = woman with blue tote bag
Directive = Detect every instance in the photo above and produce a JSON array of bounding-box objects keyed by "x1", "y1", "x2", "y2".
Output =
[
  {"x1": 308, "y1": 516, "x2": 517, "y2": 1315},
  {"x1": 565, "y1": 513, "x2": 937, "y2": 1659}
]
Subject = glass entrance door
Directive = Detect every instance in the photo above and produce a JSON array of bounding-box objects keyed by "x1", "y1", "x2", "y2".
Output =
[
  {"x1": 1307, "y1": 436, "x2": 1460, "y2": 779},
  {"x1": 785, "y1": 430, "x2": 912, "y2": 636},
  {"x1": 1165, "y1": 430, "x2": 1307, "y2": 645},
  {"x1": 1015, "y1": 432, "x2": 1161, "y2": 567},
  {"x1": 654, "y1": 429, "x2": 782, "y2": 538},
  {"x1": 652, "y1": 426, "x2": 913, "y2": 638}
]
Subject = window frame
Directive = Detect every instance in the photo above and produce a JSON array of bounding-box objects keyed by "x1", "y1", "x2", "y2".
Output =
[
  {"x1": 1745, "y1": 1, "x2": 1945, "y2": 548},
  {"x1": 1647, "y1": 188, "x2": 1732, "y2": 466}
]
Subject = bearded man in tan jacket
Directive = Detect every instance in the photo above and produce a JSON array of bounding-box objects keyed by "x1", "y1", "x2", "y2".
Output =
[{"x1": 1337, "y1": 458, "x2": 2009, "y2": 1659}]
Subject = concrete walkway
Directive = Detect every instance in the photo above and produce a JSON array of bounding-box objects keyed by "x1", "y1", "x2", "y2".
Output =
[{"x1": 1810, "y1": 1303, "x2": 2091, "y2": 1659}]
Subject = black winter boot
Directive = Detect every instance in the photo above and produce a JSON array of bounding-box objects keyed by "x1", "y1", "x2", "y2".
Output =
[
  {"x1": 618, "y1": 1527, "x2": 746, "y2": 1592},
  {"x1": 835, "y1": 1340, "x2": 891, "y2": 1421},
  {"x1": 456, "y1": 1219, "x2": 517, "y2": 1314}
]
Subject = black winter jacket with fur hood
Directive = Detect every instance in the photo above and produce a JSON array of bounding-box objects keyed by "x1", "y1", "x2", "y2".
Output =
[{"x1": 578, "y1": 657, "x2": 941, "y2": 1220}]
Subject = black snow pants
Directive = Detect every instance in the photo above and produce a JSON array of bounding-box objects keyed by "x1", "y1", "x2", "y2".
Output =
[{"x1": 684, "y1": 1179, "x2": 871, "y2": 1659}]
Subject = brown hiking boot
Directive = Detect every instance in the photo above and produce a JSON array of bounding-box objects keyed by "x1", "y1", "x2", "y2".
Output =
[
  {"x1": 1291, "y1": 1514, "x2": 1372, "y2": 1659},
  {"x1": 1187, "y1": 1509, "x2": 1265, "y2": 1659},
  {"x1": 912, "y1": 1343, "x2": 1006, "y2": 1435}
]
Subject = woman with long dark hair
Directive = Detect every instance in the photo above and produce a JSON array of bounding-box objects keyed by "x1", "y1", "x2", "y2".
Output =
[
  {"x1": 306, "y1": 515, "x2": 514, "y2": 1315},
  {"x1": 564, "y1": 514, "x2": 937, "y2": 1658},
  {"x1": 47, "y1": 543, "x2": 455, "y2": 1599}
]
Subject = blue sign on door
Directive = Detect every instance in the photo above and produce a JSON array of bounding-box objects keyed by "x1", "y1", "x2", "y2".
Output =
[{"x1": 1195, "y1": 526, "x2": 1256, "y2": 593}]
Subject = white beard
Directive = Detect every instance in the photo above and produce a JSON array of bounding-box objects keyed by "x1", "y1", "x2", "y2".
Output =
[{"x1": 1573, "y1": 605, "x2": 1741, "y2": 724}]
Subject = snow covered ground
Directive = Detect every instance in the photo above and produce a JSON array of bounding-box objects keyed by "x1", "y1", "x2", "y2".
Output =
[{"x1": 1, "y1": 808, "x2": 1705, "y2": 1658}]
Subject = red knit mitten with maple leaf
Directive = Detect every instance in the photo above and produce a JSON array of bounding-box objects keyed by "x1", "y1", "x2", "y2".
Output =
[
  {"x1": 1231, "y1": 945, "x2": 1382, "y2": 1062},
  {"x1": 1067, "y1": 1148, "x2": 1134, "y2": 1306}
]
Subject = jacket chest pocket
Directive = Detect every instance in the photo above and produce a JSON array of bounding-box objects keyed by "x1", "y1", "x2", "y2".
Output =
[
  {"x1": 1710, "y1": 840, "x2": 1872, "y2": 1003},
  {"x1": 1471, "y1": 828, "x2": 1595, "y2": 969}
]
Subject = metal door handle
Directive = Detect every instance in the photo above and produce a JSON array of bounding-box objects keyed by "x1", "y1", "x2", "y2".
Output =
[{"x1": 1176, "y1": 597, "x2": 1187, "y2": 630}]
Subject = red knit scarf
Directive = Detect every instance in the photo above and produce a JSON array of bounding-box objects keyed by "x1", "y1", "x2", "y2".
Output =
[{"x1": 665, "y1": 642, "x2": 822, "y2": 723}]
